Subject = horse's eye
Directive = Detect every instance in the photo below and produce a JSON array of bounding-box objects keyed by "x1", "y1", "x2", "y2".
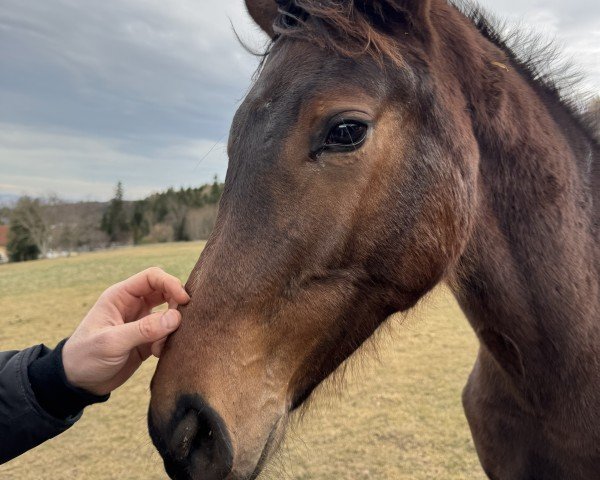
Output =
[{"x1": 324, "y1": 121, "x2": 369, "y2": 150}]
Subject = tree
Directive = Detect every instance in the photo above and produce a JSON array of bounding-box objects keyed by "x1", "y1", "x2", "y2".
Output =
[
  {"x1": 101, "y1": 182, "x2": 130, "y2": 243},
  {"x1": 0, "y1": 206, "x2": 12, "y2": 223},
  {"x1": 184, "y1": 205, "x2": 219, "y2": 240},
  {"x1": 7, "y1": 197, "x2": 47, "y2": 262},
  {"x1": 7, "y1": 224, "x2": 39, "y2": 262},
  {"x1": 131, "y1": 200, "x2": 150, "y2": 244},
  {"x1": 165, "y1": 194, "x2": 189, "y2": 242},
  {"x1": 209, "y1": 175, "x2": 223, "y2": 204}
]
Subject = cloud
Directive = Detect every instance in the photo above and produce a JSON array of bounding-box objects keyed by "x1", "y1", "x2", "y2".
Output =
[
  {"x1": 0, "y1": 0, "x2": 267, "y2": 199},
  {"x1": 0, "y1": 123, "x2": 228, "y2": 200},
  {"x1": 0, "y1": 0, "x2": 597, "y2": 200},
  {"x1": 0, "y1": 0, "x2": 265, "y2": 139}
]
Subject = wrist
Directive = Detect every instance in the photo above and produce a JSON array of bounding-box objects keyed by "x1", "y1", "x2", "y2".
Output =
[
  {"x1": 61, "y1": 337, "x2": 84, "y2": 389},
  {"x1": 62, "y1": 336, "x2": 111, "y2": 396},
  {"x1": 28, "y1": 339, "x2": 110, "y2": 419}
]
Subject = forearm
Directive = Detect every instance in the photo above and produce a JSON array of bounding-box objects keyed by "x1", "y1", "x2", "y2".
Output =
[
  {"x1": 0, "y1": 343, "x2": 107, "y2": 464},
  {"x1": 28, "y1": 339, "x2": 109, "y2": 419}
]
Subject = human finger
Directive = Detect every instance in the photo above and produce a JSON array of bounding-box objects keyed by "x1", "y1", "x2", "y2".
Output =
[
  {"x1": 112, "y1": 309, "x2": 181, "y2": 352},
  {"x1": 119, "y1": 268, "x2": 190, "y2": 305},
  {"x1": 151, "y1": 337, "x2": 168, "y2": 358}
]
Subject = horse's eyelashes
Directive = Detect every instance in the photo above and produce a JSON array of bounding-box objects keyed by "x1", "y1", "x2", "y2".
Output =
[
  {"x1": 308, "y1": 120, "x2": 369, "y2": 160},
  {"x1": 324, "y1": 121, "x2": 369, "y2": 150}
]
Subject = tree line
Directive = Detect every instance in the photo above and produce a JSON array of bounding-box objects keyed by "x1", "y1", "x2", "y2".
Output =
[{"x1": 6, "y1": 178, "x2": 224, "y2": 263}]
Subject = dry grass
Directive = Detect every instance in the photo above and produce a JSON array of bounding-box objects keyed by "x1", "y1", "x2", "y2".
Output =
[{"x1": 0, "y1": 242, "x2": 484, "y2": 479}]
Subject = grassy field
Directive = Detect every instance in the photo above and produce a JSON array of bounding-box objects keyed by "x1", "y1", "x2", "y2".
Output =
[{"x1": 0, "y1": 242, "x2": 485, "y2": 479}]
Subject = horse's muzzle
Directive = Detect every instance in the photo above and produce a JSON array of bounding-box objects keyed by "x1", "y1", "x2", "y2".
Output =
[{"x1": 149, "y1": 394, "x2": 234, "y2": 480}]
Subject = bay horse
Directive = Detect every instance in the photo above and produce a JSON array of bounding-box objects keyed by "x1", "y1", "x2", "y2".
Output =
[{"x1": 148, "y1": 1, "x2": 600, "y2": 479}]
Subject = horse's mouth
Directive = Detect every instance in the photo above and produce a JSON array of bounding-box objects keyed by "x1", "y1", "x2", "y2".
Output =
[{"x1": 245, "y1": 417, "x2": 285, "y2": 480}]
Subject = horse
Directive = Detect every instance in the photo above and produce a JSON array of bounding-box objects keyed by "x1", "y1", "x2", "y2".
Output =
[{"x1": 148, "y1": 1, "x2": 600, "y2": 479}]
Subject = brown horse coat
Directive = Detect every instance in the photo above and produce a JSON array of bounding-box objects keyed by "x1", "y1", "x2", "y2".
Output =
[{"x1": 149, "y1": 2, "x2": 600, "y2": 479}]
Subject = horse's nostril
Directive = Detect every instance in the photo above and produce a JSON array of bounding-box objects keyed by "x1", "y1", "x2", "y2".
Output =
[
  {"x1": 170, "y1": 410, "x2": 199, "y2": 461},
  {"x1": 152, "y1": 395, "x2": 234, "y2": 480}
]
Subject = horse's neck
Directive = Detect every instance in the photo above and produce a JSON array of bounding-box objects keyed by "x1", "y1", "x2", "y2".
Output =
[{"x1": 445, "y1": 12, "x2": 600, "y2": 409}]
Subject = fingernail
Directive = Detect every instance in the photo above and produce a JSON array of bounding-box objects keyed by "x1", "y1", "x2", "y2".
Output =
[
  {"x1": 182, "y1": 285, "x2": 191, "y2": 300},
  {"x1": 161, "y1": 310, "x2": 180, "y2": 330}
]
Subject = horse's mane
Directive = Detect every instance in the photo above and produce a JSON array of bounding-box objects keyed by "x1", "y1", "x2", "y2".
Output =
[
  {"x1": 259, "y1": 0, "x2": 598, "y2": 144},
  {"x1": 453, "y1": 1, "x2": 599, "y2": 145}
]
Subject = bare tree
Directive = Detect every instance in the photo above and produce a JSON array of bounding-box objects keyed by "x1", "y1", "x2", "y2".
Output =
[
  {"x1": 47, "y1": 200, "x2": 109, "y2": 252},
  {"x1": 9, "y1": 196, "x2": 58, "y2": 258},
  {"x1": 165, "y1": 196, "x2": 189, "y2": 241},
  {"x1": 184, "y1": 205, "x2": 218, "y2": 240}
]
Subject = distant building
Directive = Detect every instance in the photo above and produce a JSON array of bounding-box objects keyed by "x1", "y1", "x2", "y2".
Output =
[{"x1": 0, "y1": 225, "x2": 9, "y2": 263}]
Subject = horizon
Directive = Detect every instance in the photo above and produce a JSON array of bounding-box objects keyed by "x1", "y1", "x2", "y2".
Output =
[{"x1": 0, "y1": 179, "x2": 223, "y2": 207}]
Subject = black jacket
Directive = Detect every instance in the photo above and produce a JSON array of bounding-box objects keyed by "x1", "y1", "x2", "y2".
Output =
[{"x1": 0, "y1": 341, "x2": 108, "y2": 464}]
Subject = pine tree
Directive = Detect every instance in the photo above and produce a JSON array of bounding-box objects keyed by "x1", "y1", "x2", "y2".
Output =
[{"x1": 101, "y1": 182, "x2": 130, "y2": 243}]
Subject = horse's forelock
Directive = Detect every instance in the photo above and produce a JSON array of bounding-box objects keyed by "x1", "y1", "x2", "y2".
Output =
[{"x1": 272, "y1": 0, "x2": 417, "y2": 67}]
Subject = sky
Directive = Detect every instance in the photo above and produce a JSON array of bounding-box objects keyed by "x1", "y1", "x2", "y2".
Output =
[{"x1": 0, "y1": 0, "x2": 598, "y2": 201}]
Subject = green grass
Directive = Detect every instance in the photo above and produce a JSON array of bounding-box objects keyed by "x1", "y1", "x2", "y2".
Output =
[{"x1": 0, "y1": 242, "x2": 485, "y2": 479}]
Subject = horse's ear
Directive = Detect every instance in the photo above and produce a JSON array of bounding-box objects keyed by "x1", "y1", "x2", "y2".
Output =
[{"x1": 245, "y1": 0, "x2": 279, "y2": 38}]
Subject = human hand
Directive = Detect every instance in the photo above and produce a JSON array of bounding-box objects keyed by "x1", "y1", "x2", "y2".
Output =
[{"x1": 62, "y1": 267, "x2": 190, "y2": 396}]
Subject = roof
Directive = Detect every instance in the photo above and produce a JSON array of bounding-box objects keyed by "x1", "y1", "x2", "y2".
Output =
[{"x1": 0, "y1": 225, "x2": 9, "y2": 247}]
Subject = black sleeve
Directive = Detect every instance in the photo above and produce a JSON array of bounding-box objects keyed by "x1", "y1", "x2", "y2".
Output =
[
  {"x1": 0, "y1": 342, "x2": 109, "y2": 464},
  {"x1": 28, "y1": 339, "x2": 109, "y2": 420}
]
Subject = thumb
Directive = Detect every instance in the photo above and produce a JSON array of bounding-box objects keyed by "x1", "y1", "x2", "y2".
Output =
[{"x1": 116, "y1": 309, "x2": 181, "y2": 350}]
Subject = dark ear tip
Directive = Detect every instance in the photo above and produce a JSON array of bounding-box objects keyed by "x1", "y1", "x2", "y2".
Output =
[{"x1": 245, "y1": 0, "x2": 279, "y2": 38}]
